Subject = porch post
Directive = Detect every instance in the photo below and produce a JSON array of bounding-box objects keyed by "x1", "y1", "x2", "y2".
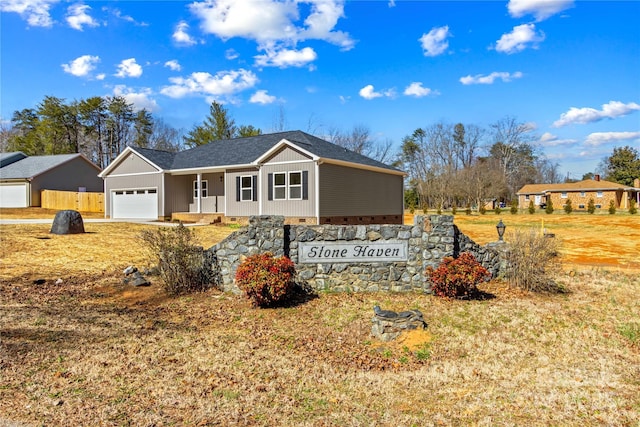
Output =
[{"x1": 197, "y1": 173, "x2": 202, "y2": 214}]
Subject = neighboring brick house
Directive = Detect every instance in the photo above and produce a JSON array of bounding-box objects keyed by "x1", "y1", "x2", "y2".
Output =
[{"x1": 517, "y1": 176, "x2": 640, "y2": 211}]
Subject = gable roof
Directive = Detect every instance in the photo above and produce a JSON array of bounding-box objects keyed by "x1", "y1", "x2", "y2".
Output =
[
  {"x1": 0, "y1": 153, "x2": 99, "y2": 180},
  {"x1": 103, "y1": 131, "x2": 404, "y2": 176},
  {"x1": 0, "y1": 152, "x2": 27, "y2": 168},
  {"x1": 518, "y1": 178, "x2": 632, "y2": 194}
]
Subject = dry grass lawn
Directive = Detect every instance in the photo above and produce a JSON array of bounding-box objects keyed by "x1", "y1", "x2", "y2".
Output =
[{"x1": 1, "y1": 209, "x2": 639, "y2": 426}]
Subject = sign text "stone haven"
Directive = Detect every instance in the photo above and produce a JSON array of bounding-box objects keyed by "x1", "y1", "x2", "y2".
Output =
[{"x1": 299, "y1": 241, "x2": 408, "y2": 263}]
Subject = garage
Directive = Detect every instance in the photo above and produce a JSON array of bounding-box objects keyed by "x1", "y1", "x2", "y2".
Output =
[
  {"x1": 0, "y1": 183, "x2": 29, "y2": 208},
  {"x1": 111, "y1": 188, "x2": 158, "y2": 219}
]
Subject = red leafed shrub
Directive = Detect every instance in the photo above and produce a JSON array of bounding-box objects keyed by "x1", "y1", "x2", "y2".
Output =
[
  {"x1": 427, "y1": 252, "x2": 490, "y2": 299},
  {"x1": 235, "y1": 252, "x2": 296, "y2": 307}
]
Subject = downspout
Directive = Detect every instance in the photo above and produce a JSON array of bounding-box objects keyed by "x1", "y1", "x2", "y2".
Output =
[{"x1": 315, "y1": 160, "x2": 321, "y2": 224}]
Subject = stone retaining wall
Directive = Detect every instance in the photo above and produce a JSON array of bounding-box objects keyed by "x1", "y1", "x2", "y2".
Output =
[{"x1": 209, "y1": 215, "x2": 503, "y2": 293}]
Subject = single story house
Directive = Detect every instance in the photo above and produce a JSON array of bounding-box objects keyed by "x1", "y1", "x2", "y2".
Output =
[
  {"x1": 99, "y1": 130, "x2": 406, "y2": 224},
  {"x1": 0, "y1": 153, "x2": 103, "y2": 208},
  {"x1": 516, "y1": 175, "x2": 640, "y2": 211}
]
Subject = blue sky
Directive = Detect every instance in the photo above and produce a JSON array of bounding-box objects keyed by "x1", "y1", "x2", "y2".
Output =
[{"x1": 1, "y1": 0, "x2": 639, "y2": 179}]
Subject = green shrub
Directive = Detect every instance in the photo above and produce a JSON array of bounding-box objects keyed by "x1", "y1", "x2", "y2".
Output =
[
  {"x1": 510, "y1": 200, "x2": 518, "y2": 215},
  {"x1": 235, "y1": 252, "x2": 296, "y2": 307},
  {"x1": 545, "y1": 199, "x2": 554, "y2": 214},
  {"x1": 139, "y1": 224, "x2": 217, "y2": 295},
  {"x1": 426, "y1": 252, "x2": 490, "y2": 299},
  {"x1": 451, "y1": 205, "x2": 457, "y2": 215},
  {"x1": 494, "y1": 206, "x2": 502, "y2": 215},
  {"x1": 608, "y1": 200, "x2": 616, "y2": 214},
  {"x1": 564, "y1": 199, "x2": 573, "y2": 214},
  {"x1": 479, "y1": 205, "x2": 487, "y2": 215},
  {"x1": 630, "y1": 199, "x2": 638, "y2": 215},
  {"x1": 587, "y1": 198, "x2": 596, "y2": 214},
  {"x1": 504, "y1": 228, "x2": 562, "y2": 292},
  {"x1": 465, "y1": 205, "x2": 472, "y2": 215},
  {"x1": 528, "y1": 200, "x2": 535, "y2": 214}
]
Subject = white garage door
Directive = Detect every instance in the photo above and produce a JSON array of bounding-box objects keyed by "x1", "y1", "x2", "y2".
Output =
[
  {"x1": 0, "y1": 183, "x2": 28, "y2": 208},
  {"x1": 112, "y1": 189, "x2": 158, "y2": 219}
]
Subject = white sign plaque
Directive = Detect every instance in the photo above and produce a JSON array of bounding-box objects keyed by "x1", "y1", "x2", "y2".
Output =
[{"x1": 299, "y1": 241, "x2": 408, "y2": 263}]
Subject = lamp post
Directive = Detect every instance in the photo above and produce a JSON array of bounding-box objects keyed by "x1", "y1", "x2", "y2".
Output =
[{"x1": 496, "y1": 219, "x2": 506, "y2": 241}]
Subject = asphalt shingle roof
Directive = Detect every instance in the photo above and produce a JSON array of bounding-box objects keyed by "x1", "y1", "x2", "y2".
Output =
[
  {"x1": 0, "y1": 152, "x2": 27, "y2": 168},
  {"x1": 518, "y1": 179, "x2": 631, "y2": 194},
  {"x1": 0, "y1": 153, "x2": 82, "y2": 180},
  {"x1": 130, "y1": 131, "x2": 401, "y2": 172}
]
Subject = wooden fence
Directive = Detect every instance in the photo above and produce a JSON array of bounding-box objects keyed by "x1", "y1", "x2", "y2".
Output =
[{"x1": 41, "y1": 190, "x2": 104, "y2": 213}]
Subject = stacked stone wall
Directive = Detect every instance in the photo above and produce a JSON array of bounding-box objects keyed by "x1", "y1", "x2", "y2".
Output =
[{"x1": 209, "y1": 215, "x2": 503, "y2": 293}]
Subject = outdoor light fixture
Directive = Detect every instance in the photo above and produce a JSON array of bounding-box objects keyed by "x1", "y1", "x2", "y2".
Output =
[{"x1": 496, "y1": 219, "x2": 506, "y2": 241}]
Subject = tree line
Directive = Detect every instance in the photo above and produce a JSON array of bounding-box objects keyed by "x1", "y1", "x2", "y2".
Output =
[{"x1": 2, "y1": 95, "x2": 638, "y2": 205}]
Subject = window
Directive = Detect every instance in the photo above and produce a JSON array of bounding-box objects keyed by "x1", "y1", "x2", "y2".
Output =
[
  {"x1": 525, "y1": 195, "x2": 530, "y2": 201},
  {"x1": 268, "y1": 171, "x2": 306, "y2": 201},
  {"x1": 193, "y1": 180, "x2": 208, "y2": 198},
  {"x1": 240, "y1": 176, "x2": 253, "y2": 201},
  {"x1": 580, "y1": 191, "x2": 585, "y2": 197},
  {"x1": 561, "y1": 192, "x2": 568, "y2": 199},
  {"x1": 289, "y1": 172, "x2": 302, "y2": 200},
  {"x1": 273, "y1": 172, "x2": 286, "y2": 200},
  {"x1": 579, "y1": 204, "x2": 585, "y2": 209},
  {"x1": 596, "y1": 204, "x2": 602, "y2": 209},
  {"x1": 597, "y1": 191, "x2": 603, "y2": 198}
]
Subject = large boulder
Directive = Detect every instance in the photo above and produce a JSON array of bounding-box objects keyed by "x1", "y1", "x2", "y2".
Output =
[{"x1": 50, "y1": 210, "x2": 85, "y2": 235}]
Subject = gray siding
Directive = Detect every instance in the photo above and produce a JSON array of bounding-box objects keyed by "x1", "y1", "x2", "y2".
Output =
[
  {"x1": 30, "y1": 157, "x2": 102, "y2": 206},
  {"x1": 164, "y1": 174, "x2": 191, "y2": 214},
  {"x1": 104, "y1": 173, "x2": 164, "y2": 216},
  {"x1": 319, "y1": 163, "x2": 403, "y2": 217},
  {"x1": 108, "y1": 151, "x2": 159, "y2": 175},
  {"x1": 225, "y1": 168, "x2": 259, "y2": 217},
  {"x1": 263, "y1": 146, "x2": 311, "y2": 163},
  {"x1": 261, "y1": 161, "x2": 315, "y2": 217}
]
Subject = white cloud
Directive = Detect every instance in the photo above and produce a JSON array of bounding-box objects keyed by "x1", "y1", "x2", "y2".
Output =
[
  {"x1": 538, "y1": 132, "x2": 577, "y2": 147},
  {"x1": 249, "y1": 90, "x2": 276, "y2": 104},
  {"x1": 403, "y1": 82, "x2": 433, "y2": 98},
  {"x1": 358, "y1": 85, "x2": 395, "y2": 100},
  {"x1": 66, "y1": 3, "x2": 99, "y2": 31},
  {"x1": 1, "y1": 0, "x2": 58, "y2": 27},
  {"x1": 508, "y1": 0, "x2": 574, "y2": 21},
  {"x1": 110, "y1": 8, "x2": 147, "y2": 26},
  {"x1": 115, "y1": 58, "x2": 143, "y2": 78},
  {"x1": 160, "y1": 69, "x2": 258, "y2": 99},
  {"x1": 173, "y1": 21, "x2": 197, "y2": 46},
  {"x1": 96, "y1": 73, "x2": 106, "y2": 80},
  {"x1": 225, "y1": 49, "x2": 239, "y2": 60},
  {"x1": 459, "y1": 71, "x2": 523, "y2": 85},
  {"x1": 164, "y1": 60, "x2": 182, "y2": 71},
  {"x1": 339, "y1": 95, "x2": 350, "y2": 104},
  {"x1": 61, "y1": 54, "x2": 100, "y2": 77},
  {"x1": 254, "y1": 47, "x2": 317, "y2": 68},
  {"x1": 553, "y1": 101, "x2": 640, "y2": 127},
  {"x1": 419, "y1": 26, "x2": 450, "y2": 57},
  {"x1": 189, "y1": 0, "x2": 354, "y2": 50},
  {"x1": 584, "y1": 131, "x2": 640, "y2": 147},
  {"x1": 113, "y1": 85, "x2": 159, "y2": 112},
  {"x1": 495, "y1": 24, "x2": 545, "y2": 54},
  {"x1": 388, "y1": 0, "x2": 396, "y2": 7},
  {"x1": 359, "y1": 85, "x2": 382, "y2": 100}
]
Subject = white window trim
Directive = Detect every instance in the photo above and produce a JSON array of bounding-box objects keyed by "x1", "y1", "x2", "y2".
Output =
[
  {"x1": 193, "y1": 179, "x2": 208, "y2": 199},
  {"x1": 240, "y1": 175, "x2": 253, "y2": 202},
  {"x1": 597, "y1": 191, "x2": 603, "y2": 198},
  {"x1": 273, "y1": 172, "x2": 287, "y2": 200},
  {"x1": 561, "y1": 192, "x2": 568, "y2": 199},
  {"x1": 288, "y1": 171, "x2": 303, "y2": 200}
]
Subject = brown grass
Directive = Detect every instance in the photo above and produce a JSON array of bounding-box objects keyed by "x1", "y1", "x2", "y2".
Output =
[{"x1": 1, "y1": 213, "x2": 639, "y2": 426}]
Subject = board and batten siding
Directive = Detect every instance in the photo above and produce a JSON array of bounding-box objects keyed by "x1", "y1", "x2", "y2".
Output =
[
  {"x1": 263, "y1": 145, "x2": 310, "y2": 163},
  {"x1": 104, "y1": 173, "x2": 164, "y2": 216},
  {"x1": 260, "y1": 161, "x2": 315, "y2": 218},
  {"x1": 30, "y1": 158, "x2": 102, "y2": 206},
  {"x1": 225, "y1": 168, "x2": 259, "y2": 217},
  {"x1": 164, "y1": 174, "x2": 191, "y2": 214},
  {"x1": 108, "y1": 152, "x2": 159, "y2": 175},
  {"x1": 318, "y1": 163, "x2": 403, "y2": 217}
]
